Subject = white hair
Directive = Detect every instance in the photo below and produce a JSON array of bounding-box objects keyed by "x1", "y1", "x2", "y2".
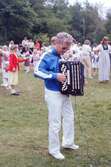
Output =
[{"x1": 56, "y1": 32, "x2": 73, "y2": 45}]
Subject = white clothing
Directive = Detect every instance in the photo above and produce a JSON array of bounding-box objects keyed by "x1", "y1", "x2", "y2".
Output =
[
  {"x1": 32, "y1": 50, "x2": 41, "y2": 68},
  {"x1": 1, "y1": 51, "x2": 9, "y2": 86},
  {"x1": 9, "y1": 70, "x2": 18, "y2": 85},
  {"x1": 96, "y1": 44, "x2": 111, "y2": 81},
  {"x1": 62, "y1": 44, "x2": 82, "y2": 61},
  {"x1": 81, "y1": 44, "x2": 92, "y2": 78},
  {"x1": 91, "y1": 52, "x2": 99, "y2": 69},
  {"x1": 82, "y1": 44, "x2": 92, "y2": 57},
  {"x1": 70, "y1": 44, "x2": 80, "y2": 54},
  {"x1": 28, "y1": 41, "x2": 34, "y2": 49},
  {"x1": 70, "y1": 44, "x2": 82, "y2": 60},
  {"x1": 45, "y1": 88, "x2": 74, "y2": 155},
  {"x1": 22, "y1": 39, "x2": 28, "y2": 47}
]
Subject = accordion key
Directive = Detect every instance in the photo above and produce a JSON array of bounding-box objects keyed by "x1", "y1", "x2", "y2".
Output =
[{"x1": 59, "y1": 60, "x2": 84, "y2": 96}]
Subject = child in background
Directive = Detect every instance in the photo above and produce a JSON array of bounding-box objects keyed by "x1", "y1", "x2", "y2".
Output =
[
  {"x1": 91, "y1": 48, "x2": 99, "y2": 77},
  {"x1": 7, "y1": 45, "x2": 27, "y2": 95},
  {"x1": 32, "y1": 48, "x2": 42, "y2": 69},
  {"x1": 22, "y1": 47, "x2": 32, "y2": 73}
]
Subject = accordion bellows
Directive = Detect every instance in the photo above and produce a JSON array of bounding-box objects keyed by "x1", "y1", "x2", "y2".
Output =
[{"x1": 59, "y1": 60, "x2": 84, "y2": 96}]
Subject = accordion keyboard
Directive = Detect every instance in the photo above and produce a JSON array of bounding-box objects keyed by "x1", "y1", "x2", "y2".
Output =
[{"x1": 59, "y1": 60, "x2": 84, "y2": 96}]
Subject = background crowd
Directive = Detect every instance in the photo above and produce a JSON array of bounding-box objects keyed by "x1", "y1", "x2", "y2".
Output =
[{"x1": 0, "y1": 35, "x2": 111, "y2": 96}]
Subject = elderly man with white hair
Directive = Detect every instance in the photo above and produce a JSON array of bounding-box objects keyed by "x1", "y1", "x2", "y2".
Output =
[{"x1": 34, "y1": 32, "x2": 79, "y2": 160}]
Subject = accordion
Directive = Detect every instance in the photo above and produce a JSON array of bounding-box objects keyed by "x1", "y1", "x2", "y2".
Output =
[{"x1": 59, "y1": 60, "x2": 84, "y2": 96}]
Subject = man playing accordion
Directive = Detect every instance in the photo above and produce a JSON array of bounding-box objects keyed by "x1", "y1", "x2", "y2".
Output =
[{"x1": 34, "y1": 32, "x2": 79, "y2": 160}]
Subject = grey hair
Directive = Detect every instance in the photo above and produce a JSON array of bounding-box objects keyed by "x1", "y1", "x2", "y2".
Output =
[
  {"x1": 84, "y1": 39, "x2": 91, "y2": 45},
  {"x1": 56, "y1": 32, "x2": 73, "y2": 45}
]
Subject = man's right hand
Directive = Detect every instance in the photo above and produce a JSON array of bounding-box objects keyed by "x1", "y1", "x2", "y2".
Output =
[{"x1": 57, "y1": 73, "x2": 66, "y2": 83}]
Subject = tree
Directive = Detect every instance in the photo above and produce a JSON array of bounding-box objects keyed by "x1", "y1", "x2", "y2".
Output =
[
  {"x1": 0, "y1": 0, "x2": 37, "y2": 43},
  {"x1": 68, "y1": 1, "x2": 106, "y2": 43},
  {"x1": 105, "y1": 10, "x2": 111, "y2": 39},
  {"x1": 32, "y1": 0, "x2": 70, "y2": 38},
  {"x1": 0, "y1": 0, "x2": 108, "y2": 44},
  {"x1": 68, "y1": 2, "x2": 84, "y2": 42},
  {"x1": 82, "y1": 2, "x2": 106, "y2": 43}
]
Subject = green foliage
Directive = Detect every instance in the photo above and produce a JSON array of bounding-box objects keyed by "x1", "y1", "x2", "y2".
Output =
[
  {"x1": 105, "y1": 12, "x2": 111, "y2": 36},
  {"x1": 0, "y1": 0, "x2": 111, "y2": 44},
  {"x1": 34, "y1": 33, "x2": 49, "y2": 45},
  {"x1": 0, "y1": 0, "x2": 37, "y2": 43},
  {"x1": 68, "y1": 3, "x2": 84, "y2": 42},
  {"x1": 68, "y1": 2, "x2": 106, "y2": 43}
]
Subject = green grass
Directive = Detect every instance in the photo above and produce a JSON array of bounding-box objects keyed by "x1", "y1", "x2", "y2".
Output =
[{"x1": 0, "y1": 69, "x2": 111, "y2": 167}]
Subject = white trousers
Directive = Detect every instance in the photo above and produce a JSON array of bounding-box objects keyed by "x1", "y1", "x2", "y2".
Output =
[
  {"x1": 45, "y1": 88, "x2": 74, "y2": 154},
  {"x1": 1, "y1": 68, "x2": 9, "y2": 86}
]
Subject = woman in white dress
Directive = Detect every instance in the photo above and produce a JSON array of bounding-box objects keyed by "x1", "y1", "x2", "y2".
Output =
[{"x1": 96, "y1": 36, "x2": 111, "y2": 83}]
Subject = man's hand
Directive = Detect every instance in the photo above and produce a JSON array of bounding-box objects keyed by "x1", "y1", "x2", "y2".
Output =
[{"x1": 57, "y1": 73, "x2": 66, "y2": 83}]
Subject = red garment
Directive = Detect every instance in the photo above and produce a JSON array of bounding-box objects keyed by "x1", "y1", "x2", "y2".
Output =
[{"x1": 7, "y1": 54, "x2": 25, "y2": 72}]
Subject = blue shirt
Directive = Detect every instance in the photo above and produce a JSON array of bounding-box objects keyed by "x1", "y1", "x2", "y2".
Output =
[{"x1": 34, "y1": 48, "x2": 61, "y2": 91}]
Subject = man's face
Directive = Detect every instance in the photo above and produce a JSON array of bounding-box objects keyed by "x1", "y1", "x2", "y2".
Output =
[{"x1": 56, "y1": 42, "x2": 70, "y2": 55}]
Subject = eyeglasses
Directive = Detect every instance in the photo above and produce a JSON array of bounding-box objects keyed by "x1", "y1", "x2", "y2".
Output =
[
  {"x1": 62, "y1": 47, "x2": 67, "y2": 50},
  {"x1": 62, "y1": 46, "x2": 69, "y2": 51}
]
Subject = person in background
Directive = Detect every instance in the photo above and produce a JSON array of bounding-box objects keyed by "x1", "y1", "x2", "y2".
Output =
[
  {"x1": 23, "y1": 47, "x2": 31, "y2": 73},
  {"x1": 0, "y1": 45, "x2": 10, "y2": 88},
  {"x1": 34, "y1": 32, "x2": 79, "y2": 160},
  {"x1": 22, "y1": 37, "x2": 28, "y2": 48},
  {"x1": 44, "y1": 36, "x2": 57, "y2": 52},
  {"x1": 108, "y1": 40, "x2": 111, "y2": 69},
  {"x1": 7, "y1": 45, "x2": 27, "y2": 95},
  {"x1": 34, "y1": 39, "x2": 42, "y2": 50},
  {"x1": 91, "y1": 47, "x2": 99, "y2": 77},
  {"x1": 21, "y1": 46, "x2": 32, "y2": 73},
  {"x1": 96, "y1": 36, "x2": 111, "y2": 83},
  {"x1": 28, "y1": 38, "x2": 34, "y2": 52},
  {"x1": 82, "y1": 39, "x2": 92, "y2": 79},
  {"x1": 31, "y1": 48, "x2": 42, "y2": 69},
  {"x1": 9, "y1": 40, "x2": 14, "y2": 50}
]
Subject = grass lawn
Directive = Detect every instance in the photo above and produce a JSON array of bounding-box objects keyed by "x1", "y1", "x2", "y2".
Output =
[{"x1": 0, "y1": 69, "x2": 111, "y2": 167}]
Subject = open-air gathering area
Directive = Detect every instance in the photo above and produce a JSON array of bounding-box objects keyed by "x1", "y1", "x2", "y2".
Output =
[{"x1": 0, "y1": 0, "x2": 111, "y2": 167}]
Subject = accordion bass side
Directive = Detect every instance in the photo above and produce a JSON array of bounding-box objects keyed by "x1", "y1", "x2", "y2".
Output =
[{"x1": 59, "y1": 60, "x2": 84, "y2": 96}]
